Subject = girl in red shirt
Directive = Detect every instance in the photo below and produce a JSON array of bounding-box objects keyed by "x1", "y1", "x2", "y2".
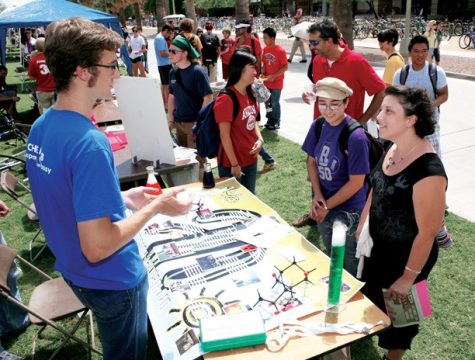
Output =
[{"x1": 213, "y1": 49, "x2": 264, "y2": 194}]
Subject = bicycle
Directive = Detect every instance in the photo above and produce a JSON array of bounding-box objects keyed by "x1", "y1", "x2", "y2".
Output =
[
  {"x1": 458, "y1": 26, "x2": 475, "y2": 49},
  {"x1": 0, "y1": 109, "x2": 28, "y2": 145}
]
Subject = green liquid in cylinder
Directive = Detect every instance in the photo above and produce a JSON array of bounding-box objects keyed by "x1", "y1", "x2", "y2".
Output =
[{"x1": 327, "y1": 245, "x2": 345, "y2": 306}]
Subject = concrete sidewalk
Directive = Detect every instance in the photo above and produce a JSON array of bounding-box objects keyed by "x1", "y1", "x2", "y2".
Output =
[{"x1": 143, "y1": 35, "x2": 475, "y2": 223}]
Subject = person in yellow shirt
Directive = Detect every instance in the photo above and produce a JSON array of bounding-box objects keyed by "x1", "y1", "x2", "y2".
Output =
[{"x1": 377, "y1": 29, "x2": 405, "y2": 86}]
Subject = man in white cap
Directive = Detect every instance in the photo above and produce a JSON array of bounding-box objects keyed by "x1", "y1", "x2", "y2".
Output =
[{"x1": 232, "y1": 20, "x2": 262, "y2": 75}]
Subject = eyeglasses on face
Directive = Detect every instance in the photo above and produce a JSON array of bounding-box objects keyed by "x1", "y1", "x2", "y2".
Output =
[
  {"x1": 309, "y1": 39, "x2": 320, "y2": 46},
  {"x1": 91, "y1": 60, "x2": 118, "y2": 71},
  {"x1": 169, "y1": 49, "x2": 184, "y2": 55},
  {"x1": 317, "y1": 102, "x2": 343, "y2": 111}
]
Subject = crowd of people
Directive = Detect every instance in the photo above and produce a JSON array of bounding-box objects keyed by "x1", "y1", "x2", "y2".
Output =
[{"x1": 0, "y1": 13, "x2": 456, "y2": 360}]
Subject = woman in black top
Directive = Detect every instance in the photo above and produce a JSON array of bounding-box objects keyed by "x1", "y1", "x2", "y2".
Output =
[{"x1": 357, "y1": 86, "x2": 447, "y2": 360}]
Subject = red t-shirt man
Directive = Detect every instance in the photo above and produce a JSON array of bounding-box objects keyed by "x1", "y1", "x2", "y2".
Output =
[
  {"x1": 213, "y1": 87, "x2": 259, "y2": 168},
  {"x1": 311, "y1": 46, "x2": 385, "y2": 120},
  {"x1": 231, "y1": 32, "x2": 262, "y2": 75},
  {"x1": 262, "y1": 44, "x2": 287, "y2": 90}
]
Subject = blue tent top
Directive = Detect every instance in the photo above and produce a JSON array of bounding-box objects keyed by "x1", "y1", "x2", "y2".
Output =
[
  {"x1": 0, "y1": 0, "x2": 132, "y2": 74},
  {"x1": 0, "y1": 0, "x2": 117, "y2": 28}
]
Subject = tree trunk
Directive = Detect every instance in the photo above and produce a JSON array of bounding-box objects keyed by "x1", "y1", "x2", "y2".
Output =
[
  {"x1": 185, "y1": 0, "x2": 197, "y2": 27},
  {"x1": 119, "y1": 8, "x2": 127, "y2": 28},
  {"x1": 235, "y1": 0, "x2": 250, "y2": 22},
  {"x1": 156, "y1": 0, "x2": 167, "y2": 31},
  {"x1": 134, "y1": 2, "x2": 143, "y2": 31},
  {"x1": 331, "y1": 0, "x2": 354, "y2": 49}
]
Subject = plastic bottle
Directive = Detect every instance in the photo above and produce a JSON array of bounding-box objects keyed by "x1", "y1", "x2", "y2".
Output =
[
  {"x1": 203, "y1": 162, "x2": 215, "y2": 189},
  {"x1": 145, "y1": 166, "x2": 162, "y2": 195},
  {"x1": 327, "y1": 220, "x2": 348, "y2": 309}
]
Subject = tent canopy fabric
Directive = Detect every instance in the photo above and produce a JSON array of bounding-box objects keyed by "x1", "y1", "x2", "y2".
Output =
[{"x1": 0, "y1": 0, "x2": 132, "y2": 74}]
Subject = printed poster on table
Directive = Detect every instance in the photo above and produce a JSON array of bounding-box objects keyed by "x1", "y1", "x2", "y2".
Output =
[{"x1": 134, "y1": 178, "x2": 364, "y2": 360}]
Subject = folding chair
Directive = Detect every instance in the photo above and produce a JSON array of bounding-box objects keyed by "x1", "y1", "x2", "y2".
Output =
[
  {"x1": 0, "y1": 170, "x2": 45, "y2": 262},
  {"x1": 0, "y1": 244, "x2": 102, "y2": 360}
]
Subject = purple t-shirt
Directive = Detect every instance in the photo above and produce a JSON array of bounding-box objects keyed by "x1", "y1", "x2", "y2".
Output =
[{"x1": 302, "y1": 115, "x2": 370, "y2": 211}]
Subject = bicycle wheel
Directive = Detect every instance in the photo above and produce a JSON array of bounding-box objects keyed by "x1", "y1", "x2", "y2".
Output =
[
  {"x1": 458, "y1": 34, "x2": 471, "y2": 49},
  {"x1": 454, "y1": 22, "x2": 464, "y2": 36}
]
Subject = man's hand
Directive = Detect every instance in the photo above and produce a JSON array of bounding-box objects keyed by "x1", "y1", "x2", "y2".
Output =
[
  {"x1": 0, "y1": 200, "x2": 10, "y2": 217},
  {"x1": 122, "y1": 187, "x2": 157, "y2": 211},
  {"x1": 153, "y1": 188, "x2": 193, "y2": 217}
]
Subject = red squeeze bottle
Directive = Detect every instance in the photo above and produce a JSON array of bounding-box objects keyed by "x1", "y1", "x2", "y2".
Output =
[{"x1": 145, "y1": 166, "x2": 162, "y2": 195}]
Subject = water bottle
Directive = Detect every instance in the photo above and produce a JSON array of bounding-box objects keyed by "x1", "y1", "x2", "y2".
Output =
[
  {"x1": 327, "y1": 220, "x2": 348, "y2": 309},
  {"x1": 145, "y1": 166, "x2": 163, "y2": 195},
  {"x1": 203, "y1": 162, "x2": 215, "y2": 189}
]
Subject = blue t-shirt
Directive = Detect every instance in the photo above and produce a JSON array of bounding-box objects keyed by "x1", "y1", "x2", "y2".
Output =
[
  {"x1": 26, "y1": 109, "x2": 146, "y2": 290},
  {"x1": 154, "y1": 33, "x2": 171, "y2": 67},
  {"x1": 169, "y1": 64, "x2": 212, "y2": 122},
  {"x1": 302, "y1": 116, "x2": 370, "y2": 211}
]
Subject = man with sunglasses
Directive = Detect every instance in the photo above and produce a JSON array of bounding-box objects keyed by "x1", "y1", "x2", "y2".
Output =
[
  {"x1": 304, "y1": 20, "x2": 385, "y2": 124},
  {"x1": 294, "y1": 19, "x2": 385, "y2": 228},
  {"x1": 25, "y1": 18, "x2": 192, "y2": 360}
]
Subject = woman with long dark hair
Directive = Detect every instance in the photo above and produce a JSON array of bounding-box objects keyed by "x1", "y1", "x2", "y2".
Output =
[{"x1": 213, "y1": 49, "x2": 264, "y2": 193}]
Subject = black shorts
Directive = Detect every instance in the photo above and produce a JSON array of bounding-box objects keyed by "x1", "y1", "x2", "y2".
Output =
[
  {"x1": 158, "y1": 64, "x2": 173, "y2": 85},
  {"x1": 130, "y1": 55, "x2": 144, "y2": 64}
]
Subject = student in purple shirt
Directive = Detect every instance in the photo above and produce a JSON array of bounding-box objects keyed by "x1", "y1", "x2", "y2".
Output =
[{"x1": 301, "y1": 77, "x2": 370, "y2": 275}]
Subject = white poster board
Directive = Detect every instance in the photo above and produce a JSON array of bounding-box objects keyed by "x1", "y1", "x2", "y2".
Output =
[{"x1": 114, "y1": 77, "x2": 176, "y2": 165}]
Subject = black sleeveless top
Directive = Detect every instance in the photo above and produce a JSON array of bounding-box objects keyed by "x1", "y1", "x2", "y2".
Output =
[{"x1": 369, "y1": 153, "x2": 447, "y2": 245}]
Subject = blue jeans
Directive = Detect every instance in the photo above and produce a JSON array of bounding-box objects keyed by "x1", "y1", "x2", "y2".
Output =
[
  {"x1": 259, "y1": 146, "x2": 275, "y2": 164},
  {"x1": 66, "y1": 275, "x2": 149, "y2": 360},
  {"x1": 0, "y1": 233, "x2": 29, "y2": 337},
  {"x1": 218, "y1": 162, "x2": 258, "y2": 194},
  {"x1": 265, "y1": 89, "x2": 282, "y2": 127},
  {"x1": 317, "y1": 209, "x2": 361, "y2": 277}
]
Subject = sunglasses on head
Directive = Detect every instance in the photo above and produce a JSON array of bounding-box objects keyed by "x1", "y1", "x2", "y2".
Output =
[{"x1": 309, "y1": 39, "x2": 320, "y2": 46}]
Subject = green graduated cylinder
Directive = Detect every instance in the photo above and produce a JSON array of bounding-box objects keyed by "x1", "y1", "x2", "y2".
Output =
[{"x1": 327, "y1": 220, "x2": 348, "y2": 308}]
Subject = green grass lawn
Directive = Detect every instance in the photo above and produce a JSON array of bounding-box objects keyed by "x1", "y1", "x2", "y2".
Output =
[{"x1": 1, "y1": 58, "x2": 474, "y2": 360}]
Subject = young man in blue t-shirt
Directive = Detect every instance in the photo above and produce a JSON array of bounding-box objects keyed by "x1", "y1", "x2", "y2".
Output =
[{"x1": 25, "y1": 18, "x2": 192, "y2": 360}]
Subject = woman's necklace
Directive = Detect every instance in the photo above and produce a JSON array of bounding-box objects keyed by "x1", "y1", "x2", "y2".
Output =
[{"x1": 386, "y1": 144, "x2": 419, "y2": 170}]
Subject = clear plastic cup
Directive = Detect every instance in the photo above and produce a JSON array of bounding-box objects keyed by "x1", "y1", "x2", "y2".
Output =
[{"x1": 304, "y1": 83, "x2": 317, "y2": 103}]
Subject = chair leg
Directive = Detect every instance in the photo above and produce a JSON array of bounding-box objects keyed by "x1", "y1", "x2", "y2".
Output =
[
  {"x1": 47, "y1": 311, "x2": 89, "y2": 360},
  {"x1": 30, "y1": 228, "x2": 46, "y2": 262},
  {"x1": 32, "y1": 324, "x2": 47, "y2": 360}
]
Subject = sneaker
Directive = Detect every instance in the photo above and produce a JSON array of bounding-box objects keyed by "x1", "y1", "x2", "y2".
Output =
[
  {"x1": 258, "y1": 162, "x2": 276, "y2": 174},
  {"x1": 265, "y1": 124, "x2": 280, "y2": 130},
  {"x1": 299, "y1": 59, "x2": 307, "y2": 63},
  {"x1": 288, "y1": 58, "x2": 292, "y2": 63},
  {"x1": 292, "y1": 213, "x2": 316, "y2": 227}
]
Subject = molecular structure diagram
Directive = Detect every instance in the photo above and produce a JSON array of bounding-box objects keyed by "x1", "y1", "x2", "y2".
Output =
[{"x1": 253, "y1": 257, "x2": 316, "y2": 315}]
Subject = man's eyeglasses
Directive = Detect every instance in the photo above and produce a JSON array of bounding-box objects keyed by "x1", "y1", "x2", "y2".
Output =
[
  {"x1": 317, "y1": 102, "x2": 343, "y2": 111},
  {"x1": 169, "y1": 49, "x2": 184, "y2": 55},
  {"x1": 309, "y1": 39, "x2": 320, "y2": 46},
  {"x1": 91, "y1": 61, "x2": 118, "y2": 71}
]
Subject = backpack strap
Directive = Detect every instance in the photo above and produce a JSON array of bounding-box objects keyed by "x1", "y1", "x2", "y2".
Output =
[
  {"x1": 428, "y1": 62, "x2": 439, "y2": 99},
  {"x1": 313, "y1": 117, "x2": 325, "y2": 144},
  {"x1": 174, "y1": 67, "x2": 203, "y2": 106},
  {"x1": 339, "y1": 119, "x2": 363, "y2": 155},
  {"x1": 219, "y1": 88, "x2": 240, "y2": 121},
  {"x1": 399, "y1": 64, "x2": 410, "y2": 85}
]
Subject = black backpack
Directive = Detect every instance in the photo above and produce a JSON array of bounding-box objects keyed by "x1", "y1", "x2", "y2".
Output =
[
  {"x1": 200, "y1": 33, "x2": 219, "y2": 64},
  {"x1": 399, "y1": 63, "x2": 438, "y2": 99},
  {"x1": 193, "y1": 88, "x2": 239, "y2": 158},
  {"x1": 314, "y1": 117, "x2": 384, "y2": 185}
]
